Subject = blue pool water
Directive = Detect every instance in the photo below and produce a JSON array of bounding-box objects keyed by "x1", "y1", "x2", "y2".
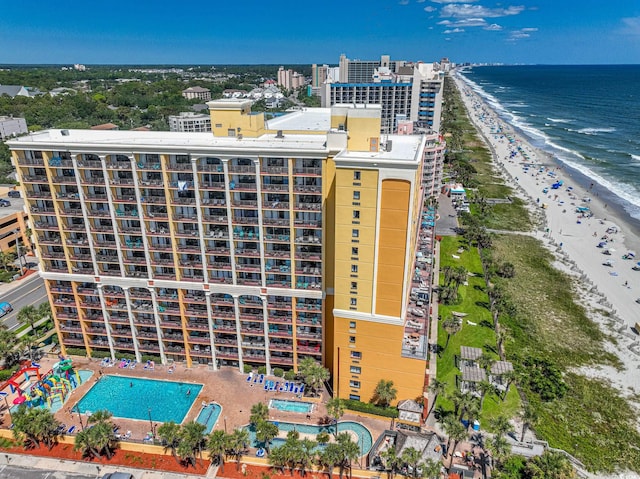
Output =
[
  {"x1": 246, "y1": 420, "x2": 373, "y2": 455},
  {"x1": 76, "y1": 375, "x2": 202, "y2": 423},
  {"x1": 269, "y1": 399, "x2": 314, "y2": 413},
  {"x1": 196, "y1": 402, "x2": 222, "y2": 433}
]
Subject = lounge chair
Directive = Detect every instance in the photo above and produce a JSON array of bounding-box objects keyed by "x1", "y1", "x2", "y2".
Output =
[
  {"x1": 263, "y1": 382, "x2": 269, "y2": 391},
  {"x1": 246, "y1": 373, "x2": 253, "y2": 382},
  {"x1": 274, "y1": 381, "x2": 280, "y2": 391},
  {"x1": 67, "y1": 426, "x2": 76, "y2": 434},
  {"x1": 292, "y1": 386, "x2": 299, "y2": 394},
  {"x1": 258, "y1": 374, "x2": 264, "y2": 384},
  {"x1": 168, "y1": 365, "x2": 175, "y2": 374},
  {"x1": 129, "y1": 361, "x2": 137, "y2": 369},
  {"x1": 299, "y1": 384, "x2": 305, "y2": 395}
]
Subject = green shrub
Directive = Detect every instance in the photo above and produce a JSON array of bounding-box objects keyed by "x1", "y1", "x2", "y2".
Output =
[
  {"x1": 89, "y1": 350, "x2": 111, "y2": 359},
  {"x1": 64, "y1": 347, "x2": 87, "y2": 357},
  {"x1": 244, "y1": 364, "x2": 254, "y2": 374},
  {"x1": 141, "y1": 354, "x2": 161, "y2": 363},
  {"x1": 284, "y1": 370, "x2": 296, "y2": 380},
  {"x1": 0, "y1": 364, "x2": 20, "y2": 382},
  {"x1": 342, "y1": 399, "x2": 398, "y2": 418},
  {"x1": 273, "y1": 367, "x2": 284, "y2": 377},
  {"x1": 257, "y1": 366, "x2": 267, "y2": 375}
]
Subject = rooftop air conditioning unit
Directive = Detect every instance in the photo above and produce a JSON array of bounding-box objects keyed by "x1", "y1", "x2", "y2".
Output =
[{"x1": 276, "y1": 130, "x2": 284, "y2": 138}]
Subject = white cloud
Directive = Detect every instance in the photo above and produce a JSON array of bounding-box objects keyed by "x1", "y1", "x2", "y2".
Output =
[
  {"x1": 430, "y1": 0, "x2": 477, "y2": 3},
  {"x1": 399, "y1": 0, "x2": 410, "y2": 5},
  {"x1": 443, "y1": 28, "x2": 465, "y2": 33},
  {"x1": 440, "y1": 4, "x2": 524, "y2": 18},
  {"x1": 416, "y1": 0, "x2": 426, "y2": 3},
  {"x1": 620, "y1": 17, "x2": 640, "y2": 34},
  {"x1": 484, "y1": 23, "x2": 503, "y2": 31},
  {"x1": 508, "y1": 27, "x2": 538, "y2": 41},
  {"x1": 437, "y1": 20, "x2": 452, "y2": 25},
  {"x1": 423, "y1": 6, "x2": 437, "y2": 12}
]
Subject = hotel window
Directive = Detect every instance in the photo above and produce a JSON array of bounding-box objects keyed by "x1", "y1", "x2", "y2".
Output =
[
  {"x1": 352, "y1": 229, "x2": 359, "y2": 238},
  {"x1": 350, "y1": 282, "x2": 357, "y2": 290},
  {"x1": 351, "y1": 351, "x2": 362, "y2": 359},
  {"x1": 349, "y1": 394, "x2": 361, "y2": 400},
  {"x1": 349, "y1": 380, "x2": 361, "y2": 389},
  {"x1": 350, "y1": 365, "x2": 361, "y2": 374},
  {"x1": 353, "y1": 210, "x2": 360, "y2": 219},
  {"x1": 353, "y1": 191, "x2": 360, "y2": 200},
  {"x1": 350, "y1": 298, "x2": 357, "y2": 306},
  {"x1": 352, "y1": 247, "x2": 359, "y2": 256},
  {"x1": 353, "y1": 171, "x2": 361, "y2": 181},
  {"x1": 349, "y1": 321, "x2": 356, "y2": 328},
  {"x1": 349, "y1": 336, "x2": 356, "y2": 344},
  {"x1": 351, "y1": 265, "x2": 358, "y2": 273}
]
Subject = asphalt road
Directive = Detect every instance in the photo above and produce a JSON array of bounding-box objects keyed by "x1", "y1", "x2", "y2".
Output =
[
  {"x1": 0, "y1": 464, "x2": 95, "y2": 479},
  {"x1": 0, "y1": 273, "x2": 48, "y2": 330}
]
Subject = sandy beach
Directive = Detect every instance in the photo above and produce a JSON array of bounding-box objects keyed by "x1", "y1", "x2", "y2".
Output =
[{"x1": 453, "y1": 73, "x2": 640, "y2": 398}]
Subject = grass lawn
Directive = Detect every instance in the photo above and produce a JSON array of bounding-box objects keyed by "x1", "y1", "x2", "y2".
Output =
[
  {"x1": 435, "y1": 236, "x2": 521, "y2": 427},
  {"x1": 0, "y1": 269, "x2": 19, "y2": 283}
]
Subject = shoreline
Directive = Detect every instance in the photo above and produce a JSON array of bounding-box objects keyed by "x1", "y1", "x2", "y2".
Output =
[{"x1": 452, "y1": 71, "x2": 640, "y2": 395}]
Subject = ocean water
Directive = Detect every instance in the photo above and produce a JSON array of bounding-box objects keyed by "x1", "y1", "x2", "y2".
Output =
[{"x1": 458, "y1": 65, "x2": 640, "y2": 221}]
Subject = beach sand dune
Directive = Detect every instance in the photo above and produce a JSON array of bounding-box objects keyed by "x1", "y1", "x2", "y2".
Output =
[{"x1": 453, "y1": 72, "x2": 640, "y2": 398}]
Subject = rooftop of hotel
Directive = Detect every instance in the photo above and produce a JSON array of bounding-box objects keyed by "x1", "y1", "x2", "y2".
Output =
[
  {"x1": 266, "y1": 108, "x2": 332, "y2": 131},
  {"x1": 8, "y1": 128, "x2": 330, "y2": 153}
]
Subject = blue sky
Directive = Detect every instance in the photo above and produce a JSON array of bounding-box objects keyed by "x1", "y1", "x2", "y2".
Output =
[{"x1": 1, "y1": 0, "x2": 639, "y2": 65}]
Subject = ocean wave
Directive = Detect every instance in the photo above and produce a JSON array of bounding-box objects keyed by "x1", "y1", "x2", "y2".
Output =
[
  {"x1": 546, "y1": 117, "x2": 572, "y2": 123},
  {"x1": 568, "y1": 127, "x2": 617, "y2": 136},
  {"x1": 630, "y1": 154, "x2": 640, "y2": 162}
]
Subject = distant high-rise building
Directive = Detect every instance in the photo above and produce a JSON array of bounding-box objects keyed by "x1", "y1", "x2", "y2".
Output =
[
  {"x1": 321, "y1": 55, "x2": 445, "y2": 134},
  {"x1": 311, "y1": 64, "x2": 329, "y2": 88},
  {"x1": 277, "y1": 67, "x2": 305, "y2": 90},
  {"x1": 0, "y1": 116, "x2": 28, "y2": 140},
  {"x1": 169, "y1": 112, "x2": 212, "y2": 133},
  {"x1": 182, "y1": 87, "x2": 212, "y2": 101}
]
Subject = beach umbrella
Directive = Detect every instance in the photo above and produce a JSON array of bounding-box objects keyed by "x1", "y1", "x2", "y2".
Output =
[{"x1": 13, "y1": 396, "x2": 26, "y2": 405}]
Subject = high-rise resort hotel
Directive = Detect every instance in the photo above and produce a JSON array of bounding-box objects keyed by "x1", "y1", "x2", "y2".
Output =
[{"x1": 8, "y1": 99, "x2": 444, "y2": 411}]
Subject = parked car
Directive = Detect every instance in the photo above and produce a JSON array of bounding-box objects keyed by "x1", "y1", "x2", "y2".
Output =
[
  {"x1": 0, "y1": 199, "x2": 10, "y2": 207},
  {"x1": 0, "y1": 302, "x2": 12, "y2": 317},
  {"x1": 101, "y1": 473, "x2": 135, "y2": 479},
  {"x1": 7, "y1": 190, "x2": 20, "y2": 198}
]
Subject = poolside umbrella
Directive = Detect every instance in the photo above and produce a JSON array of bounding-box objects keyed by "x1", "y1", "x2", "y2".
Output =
[{"x1": 13, "y1": 396, "x2": 26, "y2": 405}]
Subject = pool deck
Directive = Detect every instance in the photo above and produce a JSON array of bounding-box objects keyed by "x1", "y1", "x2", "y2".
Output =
[{"x1": 0, "y1": 355, "x2": 390, "y2": 446}]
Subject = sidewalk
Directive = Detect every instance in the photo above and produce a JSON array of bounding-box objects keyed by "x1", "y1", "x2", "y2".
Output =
[
  {"x1": 0, "y1": 264, "x2": 41, "y2": 296},
  {"x1": 2, "y1": 451, "x2": 216, "y2": 478}
]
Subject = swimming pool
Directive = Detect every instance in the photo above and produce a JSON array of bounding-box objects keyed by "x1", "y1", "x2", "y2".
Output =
[
  {"x1": 269, "y1": 399, "x2": 314, "y2": 413},
  {"x1": 196, "y1": 402, "x2": 222, "y2": 433},
  {"x1": 246, "y1": 420, "x2": 373, "y2": 455},
  {"x1": 76, "y1": 376, "x2": 202, "y2": 423}
]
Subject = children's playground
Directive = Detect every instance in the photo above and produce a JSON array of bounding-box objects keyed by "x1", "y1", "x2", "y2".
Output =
[{"x1": 1, "y1": 357, "x2": 83, "y2": 412}]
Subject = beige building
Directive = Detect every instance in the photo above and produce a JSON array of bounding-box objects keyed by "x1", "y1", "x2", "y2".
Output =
[{"x1": 182, "y1": 87, "x2": 212, "y2": 101}]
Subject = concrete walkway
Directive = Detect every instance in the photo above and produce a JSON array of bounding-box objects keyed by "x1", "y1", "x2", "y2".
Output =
[{"x1": 1, "y1": 451, "x2": 215, "y2": 478}]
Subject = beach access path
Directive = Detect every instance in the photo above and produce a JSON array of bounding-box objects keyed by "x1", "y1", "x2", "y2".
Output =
[{"x1": 453, "y1": 73, "x2": 640, "y2": 395}]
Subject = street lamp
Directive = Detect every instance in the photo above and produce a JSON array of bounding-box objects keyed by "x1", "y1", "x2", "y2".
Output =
[
  {"x1": 224, "y1": 416, "x2": 227, "y2": 433},
  {"x1": 73, "y1": 405, "x2": 85, "y2": 431},
  {"x1": 147, "y1": 407, "x2": 154, "y2": 436},
  {"x1": 13, "y1": 230, "x2": 25, "y2": 276}
]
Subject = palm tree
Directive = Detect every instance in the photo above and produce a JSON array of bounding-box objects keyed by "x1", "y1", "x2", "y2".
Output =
[
  {"x1": 298, "y1": 438, "x2": 318, "y2": 477},
  {"x1": 421, "y1": 458, "x2": 442, "y2": 479},
  {"x1": 485, "y1": 434, "x2": 510, "y2": 469},
  {"x1": 442, "y1": 266, "x2": 454, "y2": 286},
  {"x1": 489, "y1": 415, "x2": 513, "y2": 439},
  {"x1": 456, "y1": 392, "x2": 477, "y2": 421},
  {"x1": 269, "y1": 444, "x2": 289, "y2": 474},
  {"x1": 443, "y1": 416, "x2": 466, "y2": 469},
  {"x1": 229, "y1": 428, "x2": 251, "y2": 471},
  {"x1": 326, "y1": 397, "x2": 345, "y2": 437},
  {"x1": 477, "y1": 353, "x2": 495, "y2": 372},
  {"x1": 17, "y1": 305, "x2": 39, "y2": 334},
  {"x1": 400, "y1": 447, "x2": 422, "y2": 479},
  {"x1": 298, "y1": 357, "x2": 330, "y2": 397},
  {"x1": 157, "y1": 421, "x2": 181, "y2": 458},
  {"x1": 38, "y1": 302, "x2": 51, "y2": 323},
  {"x1": 319, "y1": 442, "x2": 342, "y2": 479},
  {"x1": 427, "y1": 379, "x2": 446, "y2": 419},
  {"x1": 90, "y1": 420, "x2": 117, "y2": 459},
  {"x1": 0, "y1": 250, "x2": 16, "y2": 272},
  {"x1": 381, "y1": 445, "x2": 401, "y2": 479},
  {"x1": 526, "y1": 450, "x2": 576, "y2": 479},
  {"x1": 336, "y1": 432, "x2": 360, "y2": 479},
  {"x1": 180, "y1": 421, "x2": 207, "y2": 467},
  {"x1": 316, "y1": 431, "x2": 331, "y2": 446},
  {"x1": 372, "y1": 379, "x2": 397, "y2": 408},
  {"x1": 250, "y1": 401, "x2": 269, "y2": 425},
  {"x1": 452, "y1": 266, "x2": 468, "y2": 288},
  {"x1": 12, "y1": 406, "x2": 62, "y2": 450},
  {"x1": 0, "y1": 324, "x2": 18, "y2": 365},
  {"x1": 74, "y1": 428, "x2": 100, "y2": 459},
  {"x1": 442, "y1": 316, "x2": 461, "y2": 351},
  {"x1": 207, "y1": 430, "x2": 229, "y2": 471},
  {"x1": 87, "y1": 409, "x2": 113, "y2": 425},
  {"x1": 476, "y1": 381, "x2": 496, "y2": 411},
  {"x1": 20, "y1": 334, "x2": 38, "y2": 360},
  {"x1": 520, "y1": 404, "x2": 538, "y2": 442},
  {"x1": 255, "y1": 419, "x2": 279, "y2": 453}
]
